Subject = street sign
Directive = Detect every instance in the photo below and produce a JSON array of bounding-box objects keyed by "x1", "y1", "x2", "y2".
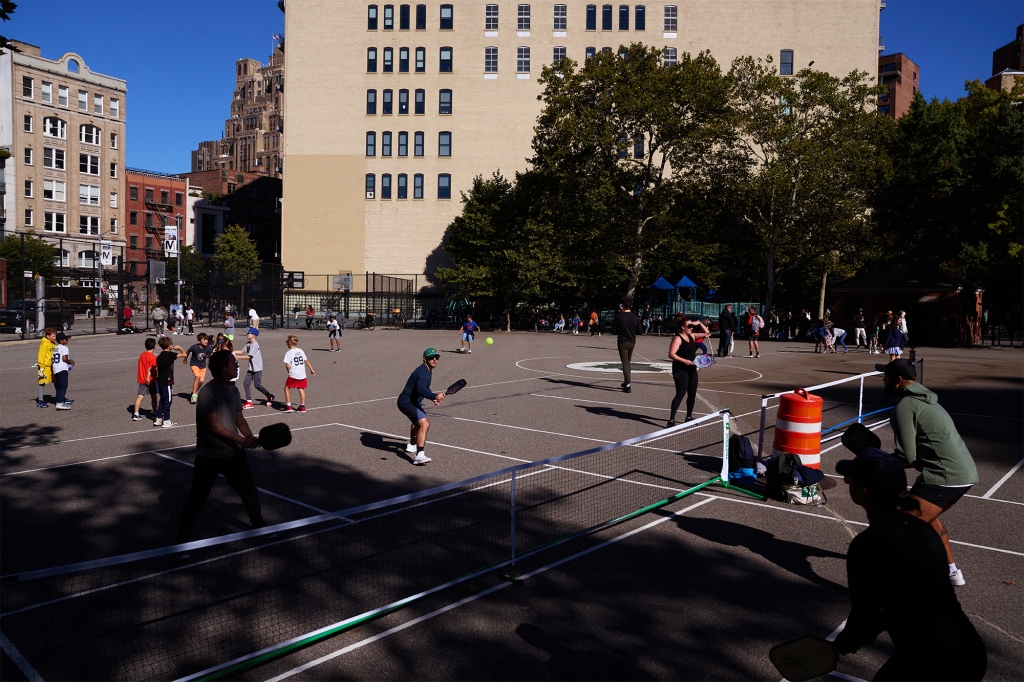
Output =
[
  {"x1": 100, "y1": 240, "x2": 113, "y2": 266},
  {"x1": 332, "y1": 275, "x2": 353, "y2": 291},
  {"x1": 23, "y1": 270, "x2": 32, "y2": 278},
  {"x1": 163, "y1": 225, "x2": 178, "y2": 256}
]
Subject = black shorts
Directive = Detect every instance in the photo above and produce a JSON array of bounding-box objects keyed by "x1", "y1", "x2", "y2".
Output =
[
  {"x1": 398, "y1": 401, "x2": 427, "y2": 423},
  {"x1": 910, "y1": 481, "x2": 971, "y2": 509}
]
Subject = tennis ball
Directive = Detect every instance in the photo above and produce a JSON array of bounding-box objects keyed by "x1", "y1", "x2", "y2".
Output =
[{"x1": 486, "y1": 337, "x2": 494, "y2": 345}]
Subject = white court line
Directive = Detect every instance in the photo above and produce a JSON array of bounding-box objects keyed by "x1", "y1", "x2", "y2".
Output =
[
  {"x1": 964, "y1": 494, "x2": 1024, "y2": 506},
  {"x1": 0, "y1": 628, "x2": 44, "y2": 682},
  {"x1": 514, "y1": 356, "x2": 766, "y2": 388},
  {"x1": 326, "y1": 422, "x2": 536, "y2": 465},
  {"x1": 0, "y1": 444, "x2": 191, "y2": 477},
  {"x1": 439, "y1": 415, "x2": 615, "y2": 444},
  {"x1": 982, "y1": 457, "x2": 1024, "y2": 499},
  {"x1": 150, "y1": 450, "x2": 329, "y2": 514},
  {"x1": 263, "y1": 496, "x2": 719, "y2": 681}
]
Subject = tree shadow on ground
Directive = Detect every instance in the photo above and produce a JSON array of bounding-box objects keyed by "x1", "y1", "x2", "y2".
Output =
[
  {"x1": 0, "y1": 424, "x2": 62, "y2": 465},
  {"x1": 516, "y1": 623, "x2": 656, "y2": 681}
]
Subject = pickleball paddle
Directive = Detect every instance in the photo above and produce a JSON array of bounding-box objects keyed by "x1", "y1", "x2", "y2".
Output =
[
  {"x1": 769, "y1": 635, "x2": 837, "y2": 682},
  {"x1": 841, "y1": 422, "x2": 882, "y2": 455},
  {"x1": 694, "y1": 354, "x2": 714, "y2": 368},
  {"x1": 444, "y1": 379, "x2": 467, "y2": 395},
  {"x1": 257, "y1": 423, "x2": 292, "y2": 451}
]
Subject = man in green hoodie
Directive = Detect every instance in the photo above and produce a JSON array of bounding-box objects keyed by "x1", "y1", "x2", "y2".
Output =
[{"x1": 878, "y1": 359, "x2": 978, "y2": 586}]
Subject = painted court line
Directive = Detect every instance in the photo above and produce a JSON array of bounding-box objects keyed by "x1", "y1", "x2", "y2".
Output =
[
  {"x1": 982, "y1": 457, "x2": 1024, "y2": 499},
  {"x1": 0, "y1": 629, "x2": 43, "y2": 682},
  {"x1": 0, "y1": 444, "x2": 194, "y2": 477},
  {"x1": 264, "y1": 497, "x2": 719, "y2": 681}
]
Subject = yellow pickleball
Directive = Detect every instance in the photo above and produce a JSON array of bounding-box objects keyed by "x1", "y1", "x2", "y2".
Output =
[{"x1": 485, "y1": 337, "x2": 494, "y2": 345}]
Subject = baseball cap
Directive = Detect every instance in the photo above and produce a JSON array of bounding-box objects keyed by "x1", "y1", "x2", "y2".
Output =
[
  {"x1": 247, "y1": 327, "x2": 259, "y2": 336},
  {"x1": 835, "y1": 447, "x2": 907, "y2": 497},
  {"x1": 56, "y1": 332, "x2": 70, "y2": 342},
  {"x1": 874, "y1": 359, "x2": 917, "y2": 380},
  {"x1": 423, "y1": 347, "x2": 440, "y2": 359}
]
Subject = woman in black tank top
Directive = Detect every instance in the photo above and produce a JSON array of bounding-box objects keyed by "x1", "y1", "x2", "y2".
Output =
[{"x1": 667, "y1": 315, "x2": 710, "y2": 426}]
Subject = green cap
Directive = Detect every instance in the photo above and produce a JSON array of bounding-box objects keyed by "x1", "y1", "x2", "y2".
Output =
[{"x1": 423, "y1": 347, "x2": 440, "y2": 359}]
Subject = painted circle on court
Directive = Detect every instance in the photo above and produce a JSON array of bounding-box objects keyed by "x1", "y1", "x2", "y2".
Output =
[{"x1": 566, "y1": 361, "x2": 672, "y2": 374}]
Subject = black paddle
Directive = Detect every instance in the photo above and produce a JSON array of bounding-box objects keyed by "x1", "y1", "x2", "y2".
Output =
[
  {"x1": 257, "y1": 423, "x2": 292, "y2": 451},
  {"x1": 443, "y1": 379, "x2": 467, "y2": 396},
  {"x1": 769, "y1": 635, "x2": 837, "y2": 682}
]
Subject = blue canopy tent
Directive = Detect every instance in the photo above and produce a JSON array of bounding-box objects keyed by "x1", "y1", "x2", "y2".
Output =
[
  {"x1": 675, "y1": 275, "x2": 700, "y2": 315},
  {"x1": 649, "y1": 276, "x2": 675, "y2": 291}
]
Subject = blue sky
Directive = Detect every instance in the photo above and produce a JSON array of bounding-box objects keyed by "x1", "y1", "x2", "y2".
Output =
[{"x1": 7, "y1": 1, "x2": 1021, "y2": 172}]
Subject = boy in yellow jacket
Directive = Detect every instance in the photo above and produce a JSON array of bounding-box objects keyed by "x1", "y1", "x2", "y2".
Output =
[{"x1": 36, "y1": 328, "x2": 57, "y2": 408}]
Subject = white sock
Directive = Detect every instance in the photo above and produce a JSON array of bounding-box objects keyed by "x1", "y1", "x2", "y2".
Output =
[
  {"x1": 948, "y1": 562, "x2": 958, "y2": 574},
  {"x1": 286, "y1": 402, "x2": 292, "y2": 406}
]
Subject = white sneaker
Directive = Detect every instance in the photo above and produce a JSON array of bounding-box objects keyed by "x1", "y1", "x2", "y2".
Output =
[
  {"x1": 161, "y1": 420, "x2": 175, "y2": 428},
  {"x1": 405, "y1": 443, "x2": 418, "y2": 454},
  {"x1": 949, "y1": 568, "x2": 966, "y2": 586},
  {"x1": 153, "y1": 418, "x2": 163, "y2": 427},
  {"x1": 56, "y1": 402, "x2": 71, "y2": 410},
  {"x1": 413, "y1": 452, "x2": 431, "y2": 465},
  {"x1": 132, "y1": 413, "x2": 141, "y2": 421},
  {"x1": 468, "y1": 349, "x2": 472, "y2": 353}
]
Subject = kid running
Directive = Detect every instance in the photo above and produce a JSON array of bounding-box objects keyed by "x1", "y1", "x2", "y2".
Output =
[
  {"x1": 155, "y1": 336, "x2": 186, "y2": 427},
  {"x1": 133, "y1": 337, "x2": 159, "y2": 421},
  {"x1": 327, "y1": 315, "x2": 342, "y2": 352},
  {"x1": 282, "y1": 334, "x2": 315, "y2": 413},
  {"x1": 238, "y1": 328, "x2": 274, "y2": 408},
  {"x1": 52, "y1": 333, "x2": 75, "y2": 410},
  {"x1": 184, "y1": 333, "x2": 211, "y2": 404},
  {"x1": 459, "y1": 314, "x2": 479, "y2": 353}
]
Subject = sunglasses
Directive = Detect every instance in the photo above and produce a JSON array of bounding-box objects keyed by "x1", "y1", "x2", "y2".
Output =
[{"x1": 426, "y1": 356, "x2": 440, "y2": 361}]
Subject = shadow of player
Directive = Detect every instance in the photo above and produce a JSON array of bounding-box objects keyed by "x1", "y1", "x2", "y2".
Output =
[
  {"x1": 359, "y1": 431, "x2": 415, "y2": 463},
  {"x1": 516, "y1": 623, "x2": 655, "y2": 681}
]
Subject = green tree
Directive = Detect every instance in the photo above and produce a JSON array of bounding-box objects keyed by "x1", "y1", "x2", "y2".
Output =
[
  {"x1": 726, "y1": 56, "x2": 890, "y2": 319},
  {"x1": 163, "y1": 244, "x2": 207, "y2": 302},
  {"x1": 212, "y1": 225, "x2": 261, "y2": 305},
  {"x1": 532, "y1": 44, "x2": 733, "y2": 300},
  {"x1": 0, "y1": 231, "x2": 56, "y2": 300},
  {"x1": 0, "y1": 0, "x2": 17, "y2": 56}
]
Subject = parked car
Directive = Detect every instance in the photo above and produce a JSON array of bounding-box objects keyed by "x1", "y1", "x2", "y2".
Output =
[{"x1": 0, "y1": 300, "x2": 76, "y2": 334}]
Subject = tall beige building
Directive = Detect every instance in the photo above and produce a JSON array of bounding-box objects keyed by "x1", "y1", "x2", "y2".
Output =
[
  {"x1": 282, "y1": 1, "x2": 882, "y2": 288},
  {"x1": 2, "y1": 41, "x2": 127, "y2": 279}
]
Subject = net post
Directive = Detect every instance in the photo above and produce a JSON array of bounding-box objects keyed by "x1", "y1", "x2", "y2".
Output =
[
  {"x1": 917, "y1": 358, "x2": 924, "y2": 385},
  {"x1": 756, "y1": 396, "x2": 769, "y2": 457},
  {"x1": 858, "y1": 376, "x2": 865, "y2": 423},
  {"x1": 502, "y1": 470, "x2": 522, "y2": 584},
  {"x1": 719, "y1": 411, "x2": 731, "y2": 481}
]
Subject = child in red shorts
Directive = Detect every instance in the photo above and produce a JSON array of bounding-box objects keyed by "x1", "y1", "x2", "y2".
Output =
[{"x1": 282, "y1": 334, "x2": 315, "y2": 413}]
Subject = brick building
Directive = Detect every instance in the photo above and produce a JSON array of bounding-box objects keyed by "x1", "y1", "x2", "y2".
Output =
[
  {"x1": 124, "y1": 168, "x2": 187, "y2": 302},
  {"x1": 985, "y1": 23, "x2": 1023, "y2": 92},
  {"x1": 877, "y1": 53, "x2": 919, "y2": 119}
]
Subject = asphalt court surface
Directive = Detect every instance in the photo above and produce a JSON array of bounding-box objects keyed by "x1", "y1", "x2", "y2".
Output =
[{"x1": 1, "y1": 327, "x2": 1021, "y2": 680}]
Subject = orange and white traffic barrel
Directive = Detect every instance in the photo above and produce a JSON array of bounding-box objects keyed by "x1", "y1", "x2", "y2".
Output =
[{"x1": 772, "y1": 388, "x2": 823, "y2": 469}]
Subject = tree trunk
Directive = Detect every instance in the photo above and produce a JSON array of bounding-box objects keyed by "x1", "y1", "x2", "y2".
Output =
[
  {"x1": 504, "y1": 297, "x2": 512, "y2": 332},
  {"x1": 817, "y1": 270, "x2": 828, "y2": 320},
  {"x1": 626, "y1": 250, "x2": 643, "y2": 302},
  {"x1": 763, "y1": 242, "x2": 778, "y2": 322}
]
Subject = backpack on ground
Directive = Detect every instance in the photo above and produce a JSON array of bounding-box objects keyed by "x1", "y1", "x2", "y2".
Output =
[
  {"x1": 765, "y1": 454, "x2": 825, "y2": 505},
  {"x1": 727, "y1": 434, "x2": 757, "y2": 484}
]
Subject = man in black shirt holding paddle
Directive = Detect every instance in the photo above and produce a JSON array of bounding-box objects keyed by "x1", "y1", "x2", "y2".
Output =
[{"x1": 398, "y1": 348, "x2": 448, "y2": 465}]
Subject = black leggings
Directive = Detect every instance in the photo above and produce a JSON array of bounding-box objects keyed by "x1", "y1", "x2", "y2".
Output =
[
  {"x1": 176, "y1": 451, "x2": 265, "y2": 543},
  {"x1": 670, "y1": 365, "x2": 698, "y2": 421}
]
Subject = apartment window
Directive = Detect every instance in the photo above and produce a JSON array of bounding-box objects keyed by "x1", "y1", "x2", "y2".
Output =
[
  {"x1": 366, "y1": 131, "x2": 377, "y2": 156},
  {"x1": 395, "y1": 89, "x2": 407, "y2": 114},
  {"x1": 367, "y1": 48, "x2": 378, "y2": 72},
  {"x1": 553, "y1": 4, "x2": 567, "y2": 30},
  {"x1": 440, "y1": 47, "x2": 453, "y2": 72},
  {"x1": 129, "y1": 235, "x2": 138, "y2": 249},
  {"x1": 145, "y1": 188, "x2": 154, "y2": 202},
  {"x1": 78, "y1": 89, "x2": 87, "y2": 110},
  {"x1": 553, "y1": 46, "x2": 566, "y2": 65},
  {"x1": 145, "y1": 212, "x2": 153, "y2": 227},
  {"x1": 94, "y1": 94, "x2": 103, "y2": 114},
  {"x1": 130, "y1": 211, "x2": 138, "y2": 226},
  {"x1": 517, "y1": 4, "x2": 530, "y2": 30},
  {"x1": 110, "y1": 163, "x2": 117, "y2": 179},
  {"x1": 663, "y1": 47, "x2": 677, "y2": 66},
  {"x1": 517, "y1": 46, "x2": 531, "y2": 72},
  {"x1": 383, "y1": 89, "x2": 393, "y2": 114},
  {"x1": 438, "y1": 131, "x2": 451, "y2": 156},
  {"x1": 586, "y1": 4, "x2": 597, "y2": 30},
  {"x1": 146, "y1": 236, "x2": 153, "y2": 249},
  {"x1": 41, "y1": 81, "x2": 52, "y2": 103},
  {"x1": 79, "y1": 249, "x2": 99, "y2": 267},
  {"x1": 634, "y1": 137, "x2": 644, "y2": 158},
  {"x1": 382, "y1": 131, "x2": 393, "y2": 155},
  {"x1": 110, "y1": 192, "x2": 118, "y2": 209},
  {"x1": 130, "y1": 186, "x2": 138, "y2": 201},
  {"x1": 415, "y1": 88, "x2": 425, "y2": 114},
  {"x1": 602, "y1": 5, "x2": 612, "y2": 30},
  {"x1": 44, "y1": 148, "x2": 66, "y2": 170},
  {"x1": 23, "y1": 114, "x2": 32, "y2": 133},
  {"x1": 399, "y1": 47, "x2": 410, "y2": 72},
  {"x1": 397, "y1": 173, "x2": 408, "y2": 198},
  {"x1": 80, "y1": 124, "x2": 101, "y2": 145},
  {"x1": 24, "y1": 180, "x2": 33, "y2": 198},
  {"x1": 44, "y1": 179, "x2": 66, "y2": 202},
  {"x1": 586, "y1": 46, "x2": 597, "y2": 60},
  {"x1": 176, "y1": 192, "x2": 183, "y2": 206},
  {"x1": 414, "y1": 131, "x2": 424, "y2": 156},
  {"x1": 398, "y1": 131, "x2": 409, "y2": 156},
  {"x1": 381, "y1": 173, "x2": 392, "y2": 198},
  {"x1": 485, "y1": 46, "x2": 498, "y2": 72},
  {"x1": 780, "y1": 49, "x2": 794, "y2": 76},
  {"x1": 80, "y1": 184, "x2": 100, "y2": 205},
  {"x1": 635, "y1": 5, "x2": 645, "y2": 30},
  {"x1": 878, "y1": 105, "x2": 890, "y2": 114},
  {"x1": 603, "y1": 47, "x2": 612, "y2": 53},
  {"x1": 25, "y1": 209, "x2": 34, "y2": 226},
  {"x1": 485, "y1": 4, "x2": 498, "y2": 29},
  {"x1": 416, "y1": 4, "x2": 426, "y2": 28},
  {"x1": 161, "y1": 189, "x2": 169, "y2": 204},
  {"x1": 44, "y1": 212, "x2": 66, "y2": 233},
  {"x1": 368, "y1": 4, "x2": 378, "y2": 29},
  {"x1": 383, "y1": 47, "x2": 393, "y2": 72},
  {"x1": 110, "y1": 99, "x2": 119, "y2": 119},
  {"x1": 439, "y1": 89, "x2": 452, "y2": 114},
  {"x1": 110, "y1": 132, "x2": 118, "y2": 149},
  {"x1": 80, "y1": 217, "x2": 100, "y2": 236},
  {"x1": 413, "y1": 173, "x2": 424, "y2": 198},
  {"x1": 438, "y1": 174, "x2": 451, "y2": 199},
  {"x1": 619, "y1": 5, "x2": 629, "y2": 29},
  {"x1": 365, "y1": 174, "x2": 376, "y2": 198},
  {"x1": 383, "y1": 4, "x2": 394, "y2": 29},
  {"x1": 43, "y1": 117, "x2": 67, "y2": 139},
  {"x1": 58, "y1": 85, "x2": 69, "y2": 106},
  {"x1": 664, "y1": 5, "x2": 677, "y2": 31},
  {"x1": 440, "y1": 4, "x2": 453, "y2": 29},
  {"x1": 400, "y1": 4, "x2": 410, "y2": 29},
  {"x1": 22, "y1": 75, "x2": 33, "y2": 97},
  {"x1": 367, "y1": 89, "x2": 377, "y2": 114}
]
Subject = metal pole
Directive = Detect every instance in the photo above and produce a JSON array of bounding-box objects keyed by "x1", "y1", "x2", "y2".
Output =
[
  {"x1": 858, "y1": 376, "x2": 865, "y2": 423},
  {"x1": 176, "y1": 216, "x2": 182, "y2": 309},
  {"x1": 20, "y1": 234, "x2": 25, "y2": 340},
  {"x1": 756, "y1": 396, "x2": 769, "y2": 458},
  {"x1": 59, "y1": 237, "x2": 64, "y2": 325},
  {"x1": 719, "y1": 412, "x2": 731, "y2": 482},
  {"x1": 509, "y1": 470, "x2": 517, "y2": 580},
  {"x1": 118, "y1": 247, "x2": 124, "y2": 333},
  {"x1": 94, "y1": 252, "x2": 99, "y2": 335}
]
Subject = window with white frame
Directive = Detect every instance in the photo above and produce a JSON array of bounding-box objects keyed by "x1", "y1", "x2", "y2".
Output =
[
  {"x1": 24, "y1": 180, "x2": 33, "y2": 198},
  {"x1": 94, "y1": 94, "x2": 103, "y2": 114},
  {"x1": 79, "y1": 249, "x2": 99, "y2": 266},
  {"x1": 25, "y1": 209, "x2": 34, "y2": 226},
  {"x1": 110, "y1": 218, "x2": 118, "y2": 234},
  {"x1": 110, "y1": 163, "x2": 118, "y2": 179},
  {"x1": 110, "y1": 132, "x2": 118, "y2": 149},
  {"x1": 664, "y1": 5, "x2": 677, "y2": 32},
  {"x1": 25, "y1": 147, "x2": 33, "y2": 165},
  {"x1": 44, "y1": 179, "x2": 66, "y2": 202},
  {"x1": 517, "y1": 4, "x2": 530, "y2": 30},
  {"x1": 553, "y1": 4, "x2": 567, "y2": 29},
  {"x1": 517, "y1": 46, "x2": 530, "y2": 72},
  {"x1": 110, "y1": 98, "x2": 119, "y2": 118},
  {"x1": 78, "y1": 89, "x2": 87, "y2": 110},
  {"x1": 80, "y1": 124, "x2": 101, "y2": 145},
  {"x1": 44, "y1": 211, "x2": 66, "y2": 233},
  {"x1": 80, "y1": 184, "x2": 100, "y2": 205},
  {"x1": 484, "y1": 46, "x2": 498, "y2": 72},
  {"x1": 110, "y1": 192, "x2": 118, "y2": 209},
  {"x1": 23, "y1": 114, "x2": 32, "y2": 132},
  {"x1": 43, "y1": 117, "x2": 67, "y2": 139},
  {"x1": 553, "y1": 46, "x2": 566, "y2": 64},
  {"x1": 41, "y1": 81, "x2": 52, "y2": 103},
  {"x1": 55, "y1": 249, "x2": 69, "y2": 267},
  {"x1": 663, "y1": 47, "x2": 677, "y2": 66},
  {"x1": 43, "y1": 148, "x2": 65, "y2": 170},
  {"x1": 80, "y1": 216, "x2": 100, "y2": 236},
  {"x1": 58, "y1": 85, "x2": 69, "y2": 106},
  {"x1": 22, "y1": 75, "x2": 33, "y2": 98},
  {"x1": 485, "y1": 4, "x2": 498, "y2": 29},
  {"x1": 80, "y1": 154, "x2": 99, "y2": 175}
]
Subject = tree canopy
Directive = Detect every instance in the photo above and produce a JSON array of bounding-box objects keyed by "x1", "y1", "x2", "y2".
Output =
[
  {"x1": 212, "y1": 225, "x2": 261, "y2": 302},
  {"x1": 0, "y1": 231, "x2": 56, "y2": 300}
]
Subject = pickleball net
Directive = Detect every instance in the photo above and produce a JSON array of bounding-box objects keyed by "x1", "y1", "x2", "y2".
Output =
[{"x1": 0, "y1": 409, "x2": 752, "y2": 681}]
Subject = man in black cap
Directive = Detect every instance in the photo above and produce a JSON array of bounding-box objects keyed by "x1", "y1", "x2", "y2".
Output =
[
  {"x1": 852, "y1": 308, "x2": 866, "y2": 350},
  {"x1": 831, "y1": 447, "x2": 986, "y2": 681},
  {"x1": 877, "y1": 359, "x2": 978, "y2": 585}
]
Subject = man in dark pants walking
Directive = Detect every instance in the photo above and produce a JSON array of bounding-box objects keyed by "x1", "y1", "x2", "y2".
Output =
[
  {"x1": 718, "y1": 304, "x2": 737, "y2": 357},
  {"x1": 176, "y1": 350, "x2": 266, "y2": 544},
  {"x1": 611, "y1": 297, "x2": 643, "y2": 393}
]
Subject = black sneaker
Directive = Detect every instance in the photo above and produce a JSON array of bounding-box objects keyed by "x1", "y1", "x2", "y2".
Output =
[{"x1": 623, "y1": 385, "x2": 631, "y2": 393}]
